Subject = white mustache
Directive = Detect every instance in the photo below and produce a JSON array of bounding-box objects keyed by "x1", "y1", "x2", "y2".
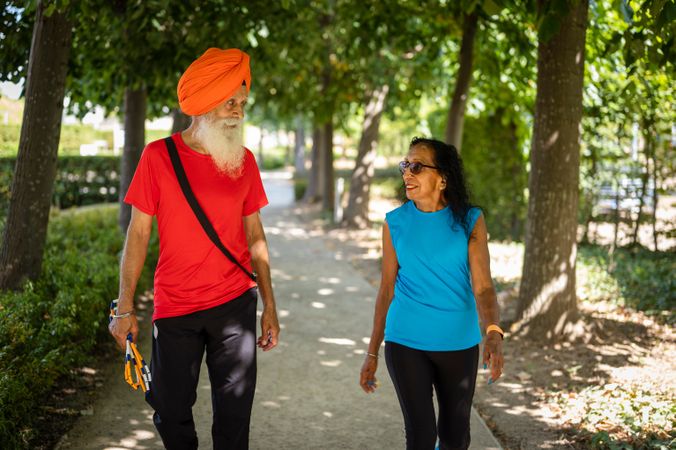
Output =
[{"x1": 222, "y1": 118, "x2": 243, "y2": 127}]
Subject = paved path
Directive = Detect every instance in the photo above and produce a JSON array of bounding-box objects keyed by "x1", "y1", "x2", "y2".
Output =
[{"x1": 58, "y1": 170, "x2": 501, "y2": 450}]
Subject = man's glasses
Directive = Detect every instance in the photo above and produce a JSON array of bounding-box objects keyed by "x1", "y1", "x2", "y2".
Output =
[{"x1": 398, "y1": 160, "x2": 440, "y2": 175}]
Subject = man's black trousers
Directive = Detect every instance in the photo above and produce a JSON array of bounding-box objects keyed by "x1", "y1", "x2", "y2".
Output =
[{"x1": 146, "y1": 288, "x2": 258, "y2": 450}]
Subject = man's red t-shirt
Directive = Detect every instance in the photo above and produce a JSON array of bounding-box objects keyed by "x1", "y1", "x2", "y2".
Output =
[{"x1": 124, "y1": 132, "x2": 268, "y2": 320}]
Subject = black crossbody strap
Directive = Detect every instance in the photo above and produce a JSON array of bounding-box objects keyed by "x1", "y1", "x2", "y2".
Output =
[{"x1": 164, "y1": 137, "x2": 257, "y2": 282}]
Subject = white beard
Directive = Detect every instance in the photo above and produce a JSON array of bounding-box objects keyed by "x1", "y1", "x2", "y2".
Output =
[{"x1": 194, "y1": 115, "x2": 245, "y2": 177}]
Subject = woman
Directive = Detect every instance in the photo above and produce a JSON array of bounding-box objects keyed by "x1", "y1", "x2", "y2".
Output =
[{"x1": 360, "y1": 137, "x2": 504, "y2": 450}]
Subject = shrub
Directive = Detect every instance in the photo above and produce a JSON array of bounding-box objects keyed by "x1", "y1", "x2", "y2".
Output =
[
  {"x1": 0, "y1": 205, "x2": 157, "y2": 447},
  {"x1": 578, "y1": 244, "x2": 675, "y2": 323},
  {"x1": 294, "y1": 177, "x2": 308, "y2": 201},
  {"x1": 0, "y1": 156, "x2": 121, "y2": 219}
]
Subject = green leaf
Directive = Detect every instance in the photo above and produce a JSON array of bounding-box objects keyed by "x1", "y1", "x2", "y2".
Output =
[
  {"x1": 43, "y1": 2, "x2": 57, "y2": 17},
  {"x1": 482, "y1": 0, "x2": 503, "y2": 16}
]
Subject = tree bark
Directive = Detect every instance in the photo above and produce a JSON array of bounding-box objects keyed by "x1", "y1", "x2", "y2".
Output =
[
  {"x1": 342, "y1": 84, "x2": 389, "y2": 228},
  {"x1": 650, "y1": 144, "x2": 659, "y2": 251},
  {"x1": 258, "y1": 128, "x2": 265, "y2": 169},
  {"x1": 444, "y1": 11, "x2": 479, "y2": 151},
  {"x1": 118, "y1": 86, "x2": 146, "y2": 233},
  {"x1": 516, "y1": 0, "x2": 588, "y2": 340},
  {"x1": 0, "y1": 2, "x2": 72, "y2": 290},
  {"x1": 320, "y1": 119, "x2": 335, "y2": 214},
  {"x1": 581, "y1": 146, "x2": 598, "y2": 245},
  {"x1": 294, "y1": 117, "x2": 306, "y2": 175},
  {"x1": 170, "y1": 108, "x2": 191, "y2": 134},
  {"x1": 631, "y1": 126, "x2": 651, "y2": 247},
  {"x1": 303, "y1": 127, "x2": 322, "y2": 203}
]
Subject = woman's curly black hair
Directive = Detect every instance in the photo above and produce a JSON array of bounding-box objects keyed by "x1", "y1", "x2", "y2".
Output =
[{"x1": 409, "y1": 137, "x2": 477, "y2": 236}]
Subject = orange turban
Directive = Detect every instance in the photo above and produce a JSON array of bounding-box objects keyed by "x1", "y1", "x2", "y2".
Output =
[{"x1": 177, "y1": 48, "x2": 251, "y2": 116}]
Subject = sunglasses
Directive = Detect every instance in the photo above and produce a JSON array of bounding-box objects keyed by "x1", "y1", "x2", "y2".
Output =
[{"x1": 398, "y1": 160, "x2": 440, "y2": 175}]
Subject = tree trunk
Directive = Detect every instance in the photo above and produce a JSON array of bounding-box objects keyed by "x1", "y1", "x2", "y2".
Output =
[
  {"x1": 170, "y1": 108, "x2": 191, "y2": 134},
  {"x1": 0, "y1": 3, "x2": 72, "y2": 290},
  {"x1": 342, "y1": 84, "x2": 390, "y2": 228},
  {"x1": 444, "y1": 11, "x2": 479, "y2": 151},
  {"x1": 303, "y1": 127, "x2": 322, "y2": 203},
  {"x1": 631, "y1": 127, "x2": 651, "y2": 246},
  {"x1": 258, "y1": 128, "x2": 265, "y2": 169},
  {"x1": 581, "y1": 146, "x2": 598, "y2": 245},
  {"x1": 118, "y1": 86, "x2": 147, "y2": 233},
  {"x1": 516, "y1": 0, "x2": 588, "y2": 340},
  {"x1": 285, "y1": 130, "x2": 293, "y2": 166},
  {"x1": 650, "y1": 144, "x2": 659, "y2": 251},
  {"x1": 320, "y1": 119, "x2": 335, "y2": 214},
  {"x1": 294, "y1": 118, "x2": 306, "y2": 175}
]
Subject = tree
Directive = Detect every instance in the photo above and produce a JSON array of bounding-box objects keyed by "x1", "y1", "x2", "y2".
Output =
[
  {"x1": 578, "y1": 0, "x2": 674, "y2": 250},
  {"x1": 341, "y1": 0, "x2": 451, "y2": 227},
  {"x1": 0, "y1": 1, "x2": 72, "y2": 290},
  {"x1": 342, "y1": 84, "x2": 389, "y2": 227},
  {"x1": 444, "y1": 10, "x2": 479, "y2": 151},
  {"x1": 516, "y1": 0, "x2": 589, "y2": 339}
]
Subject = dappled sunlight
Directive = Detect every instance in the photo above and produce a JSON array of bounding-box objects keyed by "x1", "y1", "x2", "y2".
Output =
[
  {"x1": 319, "y1": 276, "x2": 341, "y2": 284},
  {"x1": 311, "y1": 302, "x2": 325, "y2": 308},
  {"x1": 97, "y1": 419, "x2": 161, "y2": 449},
  {"x1": 320, "y1": 360, "x2": 342, "y2": 367},
  {"x1": 260, "y1": 400, "x2": 281, "y2": 408},
  {"x1": 521, "y1": 272, "x2": 570, "y2": 320},
  {"x1": 270, "y1": 268, "x2": 293, "y2": 281},
  {"x1": 317, "y1": 288, "x2": 334, "y2": 295},
  {"x1": 475, "y1": 307, "x2": 675, "y2": 447},
  {"x1": 318, "y1": 337, "x2": 356, "y2": 346}
]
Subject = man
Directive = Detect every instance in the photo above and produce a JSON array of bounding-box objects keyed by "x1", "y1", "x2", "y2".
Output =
[{"x1": 108, "y1": 48, "x2": 280, "y2": 450}]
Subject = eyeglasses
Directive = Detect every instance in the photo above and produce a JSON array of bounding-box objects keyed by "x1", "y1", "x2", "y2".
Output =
[{"x1": 398, "y1": 160, "x2": 440, "y2": 175}]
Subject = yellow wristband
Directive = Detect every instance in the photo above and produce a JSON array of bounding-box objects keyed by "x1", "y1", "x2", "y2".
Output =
[{"x1": 486, "y1": 324, "x2": 504, "y2": 339}]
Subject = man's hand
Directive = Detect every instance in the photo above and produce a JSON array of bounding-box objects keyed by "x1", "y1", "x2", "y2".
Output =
[
  {"x1": 108, "y1": 314, "x2": 139, "y2": 350},
  {"x1": 257, "y1": 307, "x2": 280, "y2": 351},
  {"x1": 483, "y1": 332, "x2": 504, "y2": 383}
]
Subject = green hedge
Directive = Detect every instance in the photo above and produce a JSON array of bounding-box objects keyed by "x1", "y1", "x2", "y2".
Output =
[
  {"x1": 0, "y1": 205, "x2": 157, "y2": 447},
  {"x1": 0, "y1": 124, "x2": 115, "y2": 156},
  {"x1": 0, "y1": 156, "x2": 121, "y2": 218}
]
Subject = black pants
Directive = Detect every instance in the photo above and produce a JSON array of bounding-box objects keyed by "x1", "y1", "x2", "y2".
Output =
[
  {"x1": 385, "y1": 342, "x2": 479, "y2": 450},
  {"x1": 146, "y1": 288, "x2": 258, "y2": 450}
]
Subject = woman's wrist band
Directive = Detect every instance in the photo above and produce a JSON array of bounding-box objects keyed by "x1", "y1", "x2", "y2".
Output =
[
  {"x1": 112, "y1": 310, "x2": 135, "y2": 319},
  {"x1": 486, "y1": 324, "x2": 504, "y2": 339},
  {"x1": 366, "y1": 352, "x2": 379, "y2": 359}
]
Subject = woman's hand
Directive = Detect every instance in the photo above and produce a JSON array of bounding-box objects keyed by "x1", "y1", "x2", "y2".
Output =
[
  {"x1": 483, "y1": 332, "x2": 504, "y2": 383},
  {"x1": 359, "y1": 355, "x2": 379, "y2": 393}
]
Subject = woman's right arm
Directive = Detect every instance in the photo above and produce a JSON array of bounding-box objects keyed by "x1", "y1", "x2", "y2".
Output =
[{"x1": 360, "y1": 221, "x2": 398, "y2": 393}]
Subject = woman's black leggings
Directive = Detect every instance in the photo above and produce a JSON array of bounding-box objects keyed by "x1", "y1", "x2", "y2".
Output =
[{"x1": 385, "y1": 342, "x2": 479, "y2": 450}]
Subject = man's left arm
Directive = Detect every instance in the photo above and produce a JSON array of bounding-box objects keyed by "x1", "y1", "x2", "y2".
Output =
[{"x1": 243, "y1": 211, "x2": 280, "y2": 351}]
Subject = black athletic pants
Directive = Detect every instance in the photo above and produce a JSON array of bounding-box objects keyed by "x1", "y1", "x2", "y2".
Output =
[
  {"x1": 146, "y1": 288, "x2": 258, "y2": 450},
  {"x1": 385, "y1": 342, "x2": 479, "y2": 450}
]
